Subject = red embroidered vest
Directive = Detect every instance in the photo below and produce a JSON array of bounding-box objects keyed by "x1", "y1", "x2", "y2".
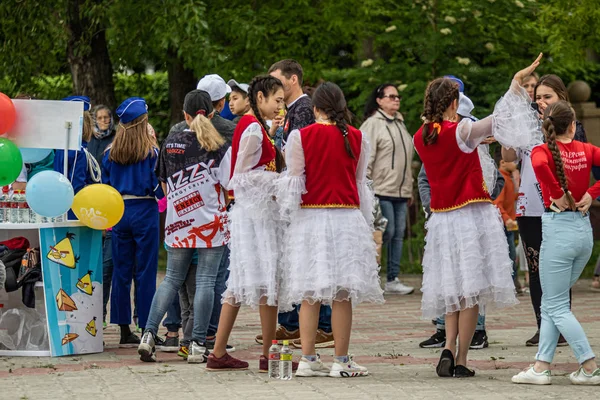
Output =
[
  {"x1": 300, "y1": 123, "x2": 362, "y2": 208},
  {"x1": 413, "y1": 121, "x2": 490, "y2": 212},
  {"x1": 229, "y1": 115, "x2": 277, "y2": 198}
]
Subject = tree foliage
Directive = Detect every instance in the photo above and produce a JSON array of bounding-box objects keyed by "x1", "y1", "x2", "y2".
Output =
[{"x1": 1, "y1": 0, "x2": 599, "y2": 134}]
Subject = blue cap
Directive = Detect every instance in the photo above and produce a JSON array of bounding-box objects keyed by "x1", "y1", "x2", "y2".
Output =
[
  {"x1": 62, "y1": 95, "x2": 91, "y2": 111},
  {"x1": 116, "y1": 97, "x2": 148, "y2": 124},
  {"x1": 444, "y1": 75, "x2": 464, "y2": 93}
]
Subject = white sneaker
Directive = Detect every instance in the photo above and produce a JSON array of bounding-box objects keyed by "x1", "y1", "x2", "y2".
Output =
[
  {"x1": 569, "y1": 367, "x2": 600, "y2": 385},
  {"x1": 511, "y1": 366, "x2": 552, "y2": 385},
  {"x1": 295, "y1": 356, "x2": 330, "y2": 377},
  {"x1": 330, "y1": 357, "x2": 369, "y2": 378},
  {"x1": 384, "y1": 278, "x2": 414, "y2": 295},
  {"x1": 137, "y1": 331, "x2": 156, "y2": 362},
  {"x1": 187, "y1": 341, "x2": 209, "y2": 364}
]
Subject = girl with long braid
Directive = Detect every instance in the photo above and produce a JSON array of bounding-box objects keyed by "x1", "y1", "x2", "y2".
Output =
[
  {"x1": 414, "y1": 55, "x2": 543, "y2": 378},
  {"x1": 503, "y1": 74, "x2": 586, "y2": 347},
  {"x1": 512, "y1": 101, "x2": 600, "y2": 385},
  {"x1": 206, "y1": 75, "x2": 289, "y2": 371},
  {"x1": 277, "y1": 82, "x2": 384, "y2": 378}
]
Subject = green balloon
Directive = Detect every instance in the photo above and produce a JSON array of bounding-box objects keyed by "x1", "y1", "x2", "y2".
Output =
[{"x1": 0, "y1": 138, "x2": 23, "y2": 186}]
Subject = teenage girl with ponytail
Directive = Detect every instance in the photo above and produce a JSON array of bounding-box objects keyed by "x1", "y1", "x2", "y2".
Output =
[
  {"x1": 277, "y1": 82, "x2": 384, "y2": 378},
  {"x1": 138, "y1": 90, "x2": 230, "y2": 363},
  {"x1": 414, "y1": 55, "x2": 543, "y2": 378},
  {"x1": 512, "y1": 101, "x2": 600, "y2": 385},
  {"x1": 206, "y1": 75, "x2": 287, "y2": 371}
]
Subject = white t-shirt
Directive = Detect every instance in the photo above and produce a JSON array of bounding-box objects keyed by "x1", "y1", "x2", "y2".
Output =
[
  {"x1": 515, "y1": 145, "x2": 545, "y2": 217},
  {"x1": 157, "y1": 129, "x2": 231, "y2": 248}
]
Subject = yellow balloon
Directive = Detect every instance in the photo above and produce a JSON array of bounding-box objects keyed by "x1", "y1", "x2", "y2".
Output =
[{"x1": 71, "y1": 184, "x2": 125, "y2": 230}]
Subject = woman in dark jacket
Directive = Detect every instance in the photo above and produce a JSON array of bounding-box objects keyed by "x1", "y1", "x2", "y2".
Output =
[{"x1": 88, "y1": 105, "x2": 116, "y2": 165}]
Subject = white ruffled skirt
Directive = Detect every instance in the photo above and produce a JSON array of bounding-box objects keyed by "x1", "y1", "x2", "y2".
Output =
[
  {"x1": 421, "y1": 202, "x2": 518, "y2": 319},
  {"x1": 279, "y1": 208, "x2": 385, "y2": 311},
  {"x1": 223, "y1": 170, "x2": 282, "y2": 308}
]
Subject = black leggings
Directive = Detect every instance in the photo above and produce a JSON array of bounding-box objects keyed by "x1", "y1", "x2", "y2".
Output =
[{"x1": 517, "y1": 216, "x2": 571, "y2": 330}]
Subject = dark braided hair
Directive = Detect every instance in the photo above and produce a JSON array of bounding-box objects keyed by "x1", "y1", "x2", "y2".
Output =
[
  {"x1": 312, "y1": 82, "x2": 355, "y2": 159},
  {"x1": 421, "y1": 78, "x2": 459, "y2": 146},
  {"x1": 247, "y1": 75, "x2": 286, "y2": 172},
  {"x1": 542, "y1": 100, "x2": 576, "y2": 210}
]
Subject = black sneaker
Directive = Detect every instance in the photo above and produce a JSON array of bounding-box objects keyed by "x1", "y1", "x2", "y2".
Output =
[
  {"x1": 419, "y1": 329, "x2": 446, "y2": 348},
  {"x1": 157, "y1": 335, "x2": 179, "y2": 352},
  {"x1": 119, "y1": 332, "x2": 141, "y2": 348},
  {"x1": 138, "y1": 331, "x2": 156, "y2": 362},
  {"x1": 469, "y1": 330, "x2": 489, "y2": 350},
  {"x1": 205, "y1": 339, "x2": 236, "y2": 353},
  {"x1": 526, "y1": 331, "x2": 539, "y2": 347}
]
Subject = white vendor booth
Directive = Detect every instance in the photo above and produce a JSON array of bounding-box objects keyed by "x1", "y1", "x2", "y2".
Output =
[{"x1": 0, "y1": 100, "x2": 103, "y2": 357}]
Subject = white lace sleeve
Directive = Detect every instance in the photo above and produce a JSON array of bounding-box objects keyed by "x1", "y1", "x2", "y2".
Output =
[
  {"x1": 233, "y1": 122, "x2": 263, "y2": 176},
  {"x1": 217, "y1": 146, "x2": 232, "y2": 190},
  {"x1": 357, "y1": 133, "x2": 375, "y2": 227},
  {"x1": 456, "y1": 116, "x2": 493, "y2": 153},
  {"x1": 493, "y1": 80, "x2": 543, "y2": 149},
  {"x1": 477, "y1": 144, "x2": 496, "y2": 195},
  {"x1": 277, "y1": 129, "x2": 306, "y2": 221}
]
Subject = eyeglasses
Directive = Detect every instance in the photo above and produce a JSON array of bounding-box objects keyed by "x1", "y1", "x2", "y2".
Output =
[
  {"x1": 382, "y1": 94, "x2": 402, "y2": 101},
  {"x1": 96, "y1": 116, "x2": 111, "y2": 120}
]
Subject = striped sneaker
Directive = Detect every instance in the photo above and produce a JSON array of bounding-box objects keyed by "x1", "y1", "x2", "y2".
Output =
[{"x1": 570, "y1": 367, "x2": 600, "y2": 385}]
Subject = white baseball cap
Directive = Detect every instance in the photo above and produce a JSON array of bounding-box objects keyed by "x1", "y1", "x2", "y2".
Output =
[
  {"x1": 227, "y1": 79, "x2": 249, "y2": 94},
  {"x1": 197, "y1": 74, "x2": 232, "y2": 101},
  {"x1": 457, "y1": 92, "x2": 475, "y2": 121}
]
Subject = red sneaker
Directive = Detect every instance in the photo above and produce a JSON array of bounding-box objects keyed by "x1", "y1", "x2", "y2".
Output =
[
  {"x1": 259, "y1": 355, "x2": 299, "y2": 373},
  {"x1": 206, "y1": 353, "x2": 249, "y2": 371}
]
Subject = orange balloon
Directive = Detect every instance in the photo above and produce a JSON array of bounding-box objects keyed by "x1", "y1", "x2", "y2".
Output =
[{"x1": 0, "y1": 93, "x2": 16, "y2": 135}]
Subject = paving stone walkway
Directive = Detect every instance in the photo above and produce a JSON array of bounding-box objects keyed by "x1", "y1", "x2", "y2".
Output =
[{"x1": 2, "y1": 275, "x2": 599, "y2": 399}]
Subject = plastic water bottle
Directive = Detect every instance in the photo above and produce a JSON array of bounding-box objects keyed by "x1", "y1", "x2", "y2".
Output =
[
  {"x1": 18, "y1": 190, "x2": 30, "y2": 224},
  {"x1": 0, "y1": 186, "x2": 9, "y2": 223},
  {"x1": 268, "y1": 340, "x2": 280, "y2": 379},
  {"x1": 279, "y1": 340, "x2": 293, "y2": 380},
  {"x1": 9, "y1": 189, "x2": 20, "y2": 223},
  {"x1": 29, "y1": 202, "x2": 41, "y2": 224}
]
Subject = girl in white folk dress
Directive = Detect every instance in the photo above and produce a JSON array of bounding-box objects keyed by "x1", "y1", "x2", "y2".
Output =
[
  {"x1": 414, "y1": 55, "x2": 543, "y2": 378},
  {"x1": 206, "y1": 75, "x2": 287, "y2": 371},
  {"x1": 277, "y1": 82, "x2": 385, "y2": 378}
]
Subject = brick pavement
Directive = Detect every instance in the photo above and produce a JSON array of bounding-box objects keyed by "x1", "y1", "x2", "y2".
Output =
[{"x1": 1, "y1": 275, "x2": 599, "y2": 399}]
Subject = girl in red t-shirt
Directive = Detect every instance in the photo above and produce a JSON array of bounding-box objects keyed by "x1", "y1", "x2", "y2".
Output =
[{"x1": 512, "y1": 101, "x2": 600, "y2": 385}]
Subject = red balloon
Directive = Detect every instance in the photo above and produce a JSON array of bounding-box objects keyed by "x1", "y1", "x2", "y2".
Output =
[{"x1": 0, "y1": 92, "x2": 17, "y2": 135}]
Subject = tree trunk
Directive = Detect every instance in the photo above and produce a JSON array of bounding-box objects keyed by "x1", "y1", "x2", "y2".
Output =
[
  {"x1": 66, "y1": 0, "x2": 116, "y2": 111},
  {"x1": 167, "y1": 49, "x2": 197, "y2": 129}
]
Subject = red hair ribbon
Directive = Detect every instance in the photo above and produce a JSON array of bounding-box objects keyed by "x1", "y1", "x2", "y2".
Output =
[{"x1": 196, "y1": 110, "x2": 206, "y2": 116}]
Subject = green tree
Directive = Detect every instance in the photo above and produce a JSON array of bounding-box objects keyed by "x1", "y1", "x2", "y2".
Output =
[{"x1": 538, "y1": 0, "x2": 600, "y2": 80}]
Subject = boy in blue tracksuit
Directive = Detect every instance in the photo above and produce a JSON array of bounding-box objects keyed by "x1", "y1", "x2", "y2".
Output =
[{"x1": 101, "y1": 97, "x2": 164, "y2": 345}]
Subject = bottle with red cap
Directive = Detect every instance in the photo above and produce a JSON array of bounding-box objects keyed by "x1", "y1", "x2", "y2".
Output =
[
  {"x1": 0, "y1": 186, "x2": 10, "y2": 223},
  {"x1": 18, "y1": 190, "x2": 30, "y2": 224}
]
